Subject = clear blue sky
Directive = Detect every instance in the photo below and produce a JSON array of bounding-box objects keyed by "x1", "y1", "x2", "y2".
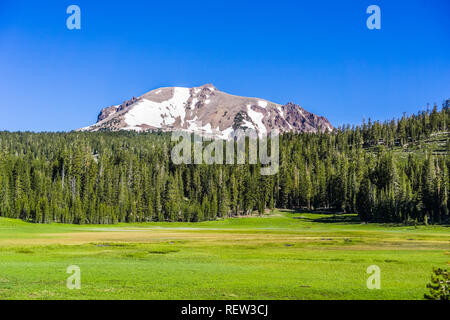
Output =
[{"x1": 0, "y1": 0, "x2": 449, "y2": 132}]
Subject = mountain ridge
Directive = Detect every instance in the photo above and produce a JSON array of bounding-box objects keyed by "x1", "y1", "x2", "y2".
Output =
[{"x1": 79, "y1": 84, "x2": 333, "y2": 138}]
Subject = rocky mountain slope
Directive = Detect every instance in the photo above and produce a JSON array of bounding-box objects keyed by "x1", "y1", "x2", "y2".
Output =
[{"x1": 78, "y1": 84, "x2": 333, "y2": 138}]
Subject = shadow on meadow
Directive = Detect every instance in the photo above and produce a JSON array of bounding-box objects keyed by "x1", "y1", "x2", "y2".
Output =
[
  {"x1": 278, "y1": 209, "x2": 361, "y2": 224},
  {"x1": 278, "y1": 208, "x2": 450, "y2": 227},
  {"x1": 280, "y1": 208, "x2": 363, "y2": 224}
]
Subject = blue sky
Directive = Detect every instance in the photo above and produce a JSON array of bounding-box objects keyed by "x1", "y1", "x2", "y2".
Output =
[{"x1": 0, "y1": 0, "x2": 449, "y2": 132}]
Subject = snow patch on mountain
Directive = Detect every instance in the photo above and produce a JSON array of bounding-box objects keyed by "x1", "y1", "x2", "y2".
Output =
[
  {"x1": 247, "y1": 104, "x2": 266, "y2": 135},
  {"x1": 125, "y1": 87, "x2": 190, "y2": 128}
]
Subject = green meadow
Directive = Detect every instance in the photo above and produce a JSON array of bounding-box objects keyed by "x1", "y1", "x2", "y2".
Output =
[{"x1": 0, "y1": 210, "x2": 448, "y2": 300}]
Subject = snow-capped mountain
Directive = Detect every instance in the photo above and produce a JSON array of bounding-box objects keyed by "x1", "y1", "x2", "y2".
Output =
[{"x1": 78, "y1": 84, "x2": 333, "y2": 138}]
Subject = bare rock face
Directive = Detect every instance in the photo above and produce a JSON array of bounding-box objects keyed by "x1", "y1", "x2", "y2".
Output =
[
  {"x1": 97, "y1": 106, "x2": 119, "y2": 122},
  {"x1": 79, "y1": 84, "x2": 333, "y2": 138}
]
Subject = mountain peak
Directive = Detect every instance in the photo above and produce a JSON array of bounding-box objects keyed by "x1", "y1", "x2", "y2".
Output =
[
  {"x1": 199, "y1": 83, "x2": 216, "y2": 90},
  {"x1": 79, "y1": 85, "x2": 333, "y2": 138}
]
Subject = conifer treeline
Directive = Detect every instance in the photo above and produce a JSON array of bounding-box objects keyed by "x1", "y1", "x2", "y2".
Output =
[{"x1": 0, "y1": 102, "x2": 448, "y2": 224}]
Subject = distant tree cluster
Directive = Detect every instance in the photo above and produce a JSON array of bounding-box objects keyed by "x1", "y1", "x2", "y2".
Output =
[{"x1": 0, "y1": 102, "x2": 448, "y2": 224}]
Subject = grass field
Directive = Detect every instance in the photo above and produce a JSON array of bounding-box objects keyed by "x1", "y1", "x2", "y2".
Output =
[{"x1": 0, "y1": 210, "x2": 448, "y2": 300}]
